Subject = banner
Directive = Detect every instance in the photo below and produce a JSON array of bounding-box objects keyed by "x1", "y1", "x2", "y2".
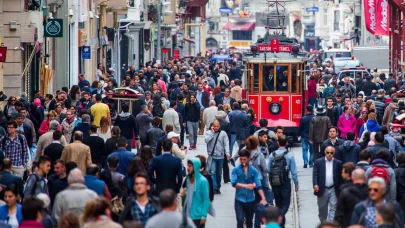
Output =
[
  {"x1": 375, "y1": 0, "x2": 389, "y2": 36},
  {"x1": 363, "y1": 0, "x2": 376, "y2": 34}
]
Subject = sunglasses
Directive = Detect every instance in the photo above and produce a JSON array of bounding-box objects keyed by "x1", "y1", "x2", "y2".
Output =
[
  {"x1": 362, "y1": 112, "x2": 368, "y2": 114},
  {"x1": 368, "y1": 188, "x2": 379, "y2": 193},
  {"x1": 326, "y1": 152, "x2": 334, "y2": 155}
]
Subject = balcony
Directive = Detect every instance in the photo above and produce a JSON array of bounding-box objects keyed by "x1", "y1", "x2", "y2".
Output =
[{"x1": 108, "y1": 0, "x2": 129, "y2": 13}]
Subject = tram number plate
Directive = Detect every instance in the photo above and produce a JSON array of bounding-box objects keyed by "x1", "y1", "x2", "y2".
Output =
[{"x1": 257, "y1": 44, "x2": 292, "y2": 53}]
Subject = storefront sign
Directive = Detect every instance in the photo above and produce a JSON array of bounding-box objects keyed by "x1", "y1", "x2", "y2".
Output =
[
  {"x1": 375, "y1": 0, "x2": 389, "y2": 36},
  {"x1": 363, "y1": 0, "x2": 376, "y2": 34},
  {"x1": 304, "y1": 29, "x2": 315, "y2": 38},
  {"x1": 82, "y1": 46, "x2": 91, "y2": 59},
  {"x1": 0, "y1": 47, "x2": 6, "y2": 62},
  {"x1": 173, "y1": 49, "x2": 180, "y2": 60},
  {"x1": 257, "y1": 44, "x2": 292, "y2": 53},
  {"x1": 306, "y1": 7, "x2": 319, "y2": 13},
  {"x1": 44, "y1": 19, "x2": 63, "y2": 37},
  {"x1": 228, "y1": 41, "x2": 251, "y2": 47}
]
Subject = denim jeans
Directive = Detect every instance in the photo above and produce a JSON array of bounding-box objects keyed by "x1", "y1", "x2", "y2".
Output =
[
  {"x1": 126, "y1": 139, "x2": 133, "y2": 151},
  {"x1": 230, "y1": 134, "x2": 244, "y2": 156},
  {"x1": 210, "y1": 158, "x2": 224, "y2": 190},
  {"x1": 301, "y1": 138, "x2": 314, "y2": 166},
  {"x1": 187, "y1": 121, "x2": 199, "y2": 146},
  {"x1": 309, "y1": 98, "x2": 318, "y2": 108},
  {"x1": 272, "y1": 180, "x2": 291, "y2": 227},
  {"x1": 235, "y1": 200, "x2": 255, "y2": 228}
]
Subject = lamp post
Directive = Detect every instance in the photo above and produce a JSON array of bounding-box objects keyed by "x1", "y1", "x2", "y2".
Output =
[{"x1": 157, "y1": 0, "x2": 162, "y2": 63}]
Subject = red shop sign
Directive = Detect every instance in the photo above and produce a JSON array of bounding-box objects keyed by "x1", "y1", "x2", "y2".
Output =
[
  {"x1": 0, "y1": 47, "x2": 7, "y2": 62},
  {"x1": 174, "y1": 49, "x2": 180, "y2": 60}
]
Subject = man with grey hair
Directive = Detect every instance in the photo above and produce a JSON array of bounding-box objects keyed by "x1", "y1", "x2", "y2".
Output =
[
  {"x1": 36, "y1": 120, "x2": 67, "y2": 157},
  {"x1": 71, "y1": 114, "x2": 91, "y2": 142},
  {"x1": 335, "y1": 169, "x2": 368, "y2": 228},
  {"x1": 203, "y1": 100, "x2": 218, "y2": 132},
  {"x1": 350, "y1": 176, "x2": 405, "y2": 227},
  {"x1": 52, "y1": 168, "x2": 98, "y2": 220},
  {"x1": 60, "y1": 131, "x2": 92, "y2": 174}
]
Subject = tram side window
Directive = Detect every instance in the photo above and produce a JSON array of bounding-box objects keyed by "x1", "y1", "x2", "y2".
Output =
[
  {"x1": 275, "y1": 66, "x2": 289, "y2": 92},
  {"x1": 263, "y1": 66, "x2": 275, "y2": 91},
  {"x1": 253, "y1": 64, "x2": 259, "y2": 92}
]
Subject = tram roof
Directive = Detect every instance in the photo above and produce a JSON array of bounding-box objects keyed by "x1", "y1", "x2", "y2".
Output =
[{"x1": 243, "y1": 52, "x2": 311, "y2": 64}]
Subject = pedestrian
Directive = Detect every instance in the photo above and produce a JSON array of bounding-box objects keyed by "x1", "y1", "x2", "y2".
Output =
[
  {"x1": 97, "y1": 116, "x2": 112, "y2": 142},
  {"x1": 195, "y1": 83, "x2": 210, "y2": 135},
  {"x1": 268, "y1": 136, "x2": 298, "y2": 227},
  {"x1": 203, "y1": 100, "x2": 218, "y2": 133},
  {"x1": 229, "y1": 102, "x2": 250, "y2": 154},
  {"x1": 43, "y1": 131, "x2": 65, "y2": 175},
  {"x1": 60, "y1": 110, "x2": 76, "y2": 143},
  {"x1": 261, "y1": 206, "x2": 282, "y2": 228},
  {"x1": 381, "y1": 126, "x2": 401, "y2": 155},
  {"x1": 205, "y1": 120, "x2": 230, "y2": 194},
  {"x1": 0, "y1": 185, "x2": 23, "y2": 227},
  {"x1": 104, "y1": 137, "x2": 136, "y2": 176},
  {"x1": 298, "y1": 105, "x2": 315, "y2": 168},
  {"x1": 119, "y1": 173, "x2": 160, "y2": 225},
  {"x1": 167, "y1": 131, "x2": 186, "y2": 160},
  {"x1": 231, "y1": 149, "x2": 267, "y2": 228},
  {"x1": 181, "y1": 158, "x2": 210, "y2": 228},
  {"x1": 313, "y1": 146, "x2": 342, "y2": 222},
  {"x1": 90, "y1": 94, "x2": 110, "y2": 127},
  {"x1": 84, "y1": 164, "x2": 111, "y2": 198},
  {"x1": 82, "y1": 197, "x2": 122, "y2": 228},
  {"x1": 376, "y1": 203, "x2": 402, "y2": 228},
  {"x1": 215, "y1": 111, "x2": 231, "y2": 183},
  {"x1": 83, "y1": 125, "x2": 105, "y2": 167},
  {"x1": 14, "y1": 113, "x2": 33, "y2": 148},
  {"x1": 145, "y1": 117, "x2": 164, "y2": 154},
  {"x1": 308, "y1": 76, "x2": 318, "y2": 108},
  {"x1": 350, "y1": 177, "x2": 404, "y2": 227},
  {"x1": 0, "y1": 159, "x2": 23, "y2": 200},
  {"x1": 135, "y1": 105, "x2": 153, "y2": 146},
  {"x1": 38, "y1": 111, "x2": 58, "y2": 135},
  {"x1": 334, "y1": 169, "x2": 368, "y2": 228},
  {"x1": 114, "y1": 104, "x2": 137, "y2": 151},
  {"x1": 325, "y1": 97, "x2": 339, "y2": 127},
  {"x1": 147, "y1": 139, "x2": 183, "y2": 196},
  {"x1": 60, "y1": 131, "x2": 92, "y2": 174},
  {"x1": 310, "y1": 105, "x2": 333, "y2": 161},
  {"x1": 106, "y1": 156, "x2": 127, "y2": 193},
  {"x1": 19, "y1": 196, "x2": 46, "y2": 228},
  {"x1": 24, "y1": 156, "x2": 51, "y2": 198},
  {"x1": 395, "y1": 153, "x2": 405, "y2": 204},
  {"x1": 339, "y1": 162, "x2": 355, "y2": 192},
  {"x1": 337, "y1": 105, "x2": 356, "y2": 139},
  {"x1": 368, "y1": 132, "x2": 395, "y2": 168},
  {"x1": 365, "y1": 150, "x2": 396, "y2": 200},
  {"x1": 155, "y1": 124, "x2": 173, "y2": 156},
  {"x1": 185, "y1": 94, "x2": 201, "y2": 150},
  {"x1": 355, "y1": 149, "x2": 372, "y2": 171},
  {"x1": 52, "y1": 168, "x2": 98, "y2": 220},
  {"x1": 145, "y1": 189, "x2": 195, "y2": 228},
  {"x1": 71, "y1": 114, "x2": 91, "y2": 142},
  {"x1": 359, "y1": 113, "x2": 380, "y2": 142},
  {"x1": 335, "y1": 131, "x2": 361, "y2": 164},
  {"x1": 162, "y1": 101, "x2": 181, "y2": 134},
  {"x1": 47, "y1": 160, "x2": 66, "y2": 201},
  {"x1": 320, "y1": 127, "x2": 345, "y2": 158}
]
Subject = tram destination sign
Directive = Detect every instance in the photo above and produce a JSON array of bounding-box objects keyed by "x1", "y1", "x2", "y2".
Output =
[{"x1": 257, "y1": 44, "x2": 292, "y2": 53}]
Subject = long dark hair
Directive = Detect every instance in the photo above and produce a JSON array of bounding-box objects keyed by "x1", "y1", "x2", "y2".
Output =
[
  {"x1": 363, "y1": 131, "x2": 371, "y2": 146},
  {"x1": 69, "y1": 85, "x2": 80, "y2": 100},
  {"x1": 140, "y1": 146, "x2": 154, "y2": 170},
  {"x1": 126, "y1": 157, "x2": 146, "y2": 177}
]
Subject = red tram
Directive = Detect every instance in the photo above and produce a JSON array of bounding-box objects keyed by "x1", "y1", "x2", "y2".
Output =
[{"x1": 242, "y1": 39, "x2": 311, "y2": 138}]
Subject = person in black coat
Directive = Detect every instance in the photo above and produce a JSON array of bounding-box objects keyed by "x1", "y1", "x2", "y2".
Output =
[
  {"x1": 320, "y1": 127, "x2": 345, "y2": 158},
  {"x1": 104, "y1": 127, "x2": 120, "y2": 164},
  {"x1": 313, "y1": 146, "x2": 342, "y2": 222},
  {"x1": 395, "y1": 153, "x2": 405, "y2": 203},
  {"x1": 0, "y1": 159, "x2": 24, "y2": 200},
  {"x1": 360, "y1": 76, "x2": 378, "y2": 96},
  {"x1": 114, "y1": 104, "x2": 137, "y2": 151},
  {"x1": 15, "y1": 113, "x2": 33, "y2": 148},
  {"x1": 43, "y1": 130, "x2": 64, "y2": 176},
  {"x1": 334, "y1": 132, "x2": 361, "y2": 164},
  {"x1": 334, "y1": 169, "x2": 368, "y2": 228},
  {"x1": 82, "y1": 125, "x2": 105, "y2": 166},
  {"x1": 71, "y1": 114, "x2": 91, "y2": 142},
  {"x1": 51, "y1": 161, "x2": 77, "y2": 207},
  {"x1": 175, "y1": 94, "x2": 186, "y2": 146},
  {"x1": 147, "y1": 139, "x2": 182, "y2": 196}
]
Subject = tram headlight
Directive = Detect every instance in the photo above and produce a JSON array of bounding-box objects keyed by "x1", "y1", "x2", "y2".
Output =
[
  {"x1": 291, "y1": 45, "x2": 299, "y2": 55},
  {"x1": 251, "y1": 45, "x2": 258, "y2": 53},
  {"x1": 269, "y1": 103, "x2": 282, "y2": 115}
]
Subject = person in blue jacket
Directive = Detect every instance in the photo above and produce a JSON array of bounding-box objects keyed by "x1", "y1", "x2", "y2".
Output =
[
  {"x1": 0, "y1": 185, "x2": 23, "y2": 228},
  {"x1": 182, "y1": 157, "x2": 210, "y2": 228}
]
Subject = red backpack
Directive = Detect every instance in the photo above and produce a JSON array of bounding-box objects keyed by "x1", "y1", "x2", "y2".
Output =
[{"x1": 369, "y1": 166, "x2": 390, "y2": 185}]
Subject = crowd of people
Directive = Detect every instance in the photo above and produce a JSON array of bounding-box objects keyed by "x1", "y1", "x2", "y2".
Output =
[{"x1": 299, "y1": 61, "x2": 405, "y2": 228}]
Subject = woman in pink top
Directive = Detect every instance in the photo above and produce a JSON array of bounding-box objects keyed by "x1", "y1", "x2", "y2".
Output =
[
  {"x1": 337, "y1": 105, "x2": 357, "y2": 139},
  {"x1": 157, "y1": 76, "x2": 167, "y2": 92}
]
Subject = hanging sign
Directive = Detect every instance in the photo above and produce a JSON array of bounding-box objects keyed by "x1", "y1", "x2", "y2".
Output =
[
  {"x1": 0, "y1": 47, "x2": 6, "y2": 62},
  {"x1": 82, "y1": 46, "x2": 91, "y2": 59},
  {"x1": 374, "y1": 0, "x2": 389, "y2": 36},
  {"x1": 363, "y1": 0, "x2": 376, "y2": 34},
  {"x1": 44, "y1": 19, "x2": 63, "y2": 37}
]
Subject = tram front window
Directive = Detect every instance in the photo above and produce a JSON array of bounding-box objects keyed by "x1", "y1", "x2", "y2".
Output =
[
  {"x1": 275, "y1": 66, "x2": 289, "y2": 92},
  {"x1": 263, "y1": 66, "x2": 274, "y2": 91}
]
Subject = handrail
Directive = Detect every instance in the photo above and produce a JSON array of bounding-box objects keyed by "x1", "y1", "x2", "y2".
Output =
[{"x1": 21, "y1": 43, "x2": 37, "y2": 77}]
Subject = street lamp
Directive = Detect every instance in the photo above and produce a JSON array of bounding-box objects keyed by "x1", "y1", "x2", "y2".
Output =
[{"x1": 157, "y1": 0, "x2": 171, "y2": 64}]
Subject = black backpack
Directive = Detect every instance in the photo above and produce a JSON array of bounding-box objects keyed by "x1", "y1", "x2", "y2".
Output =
[
  {"x1": 269, "y1": 150, "x2": 289, "y2": 186},
  {"x1": 152, "y1": 103, "x2": 164, "y2": 117}
]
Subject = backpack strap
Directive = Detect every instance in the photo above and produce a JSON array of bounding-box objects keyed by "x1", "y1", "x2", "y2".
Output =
[{"x1": 210, "y1": 132, "x2": 221, "y2": 157}]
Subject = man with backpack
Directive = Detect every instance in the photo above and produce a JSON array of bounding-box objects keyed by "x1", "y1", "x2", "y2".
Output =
[
  {"x1": 268, "y1": 136, "x2": 299, "y2": 227},
  {"x1": 24, "y1": 155, "x2": 51, "y2": 198},
  {"x1": 365, "y1": 150, "x2": 396, "y2": 200}
]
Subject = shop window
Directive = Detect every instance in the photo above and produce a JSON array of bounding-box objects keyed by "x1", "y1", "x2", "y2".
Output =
[
  {"x1": 253, "y1": 64, "x2": 259, "y2": 92},
  {"x1": 232, "y1": 31, "x2": 252, "y2": 40}
]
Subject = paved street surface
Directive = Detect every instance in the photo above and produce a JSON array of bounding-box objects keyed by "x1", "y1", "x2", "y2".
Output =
[{"x1": 177, "y1": 135, "x2": 319, "y2": 228}]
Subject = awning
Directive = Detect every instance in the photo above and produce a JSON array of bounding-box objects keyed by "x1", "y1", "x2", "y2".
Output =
[{"x1": 222, "y1": 22, "x2": 255, "y2": 31}]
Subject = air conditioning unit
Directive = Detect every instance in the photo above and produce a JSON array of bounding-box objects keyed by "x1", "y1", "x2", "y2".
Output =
[{"x1": 9, "y1": 21, "x2": 17, "y2": 31}]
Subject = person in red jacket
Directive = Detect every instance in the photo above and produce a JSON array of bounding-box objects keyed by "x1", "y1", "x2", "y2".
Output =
[
  {"x1": 19, "y1": 196, "x2": 45, "y2": 228},
  {"x1": 308, "y1": 76, "x2": 318, "y2": 108}
]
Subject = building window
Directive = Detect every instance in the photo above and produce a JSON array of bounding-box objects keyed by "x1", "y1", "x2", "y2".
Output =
[
  {"x1": 334, "y1": 11, "x2": 340, "y2": 31},
  {"x1": 323, "y1": 9, "x2": 328, "y2": 25},
  {"x1": 232, "y1": 31, "x2": 252, "y2": 40}
]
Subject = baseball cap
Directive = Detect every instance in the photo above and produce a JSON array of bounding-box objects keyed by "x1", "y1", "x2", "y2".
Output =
[{"x1": 167, "y1": 132, "x2": 180, "y2": 139}]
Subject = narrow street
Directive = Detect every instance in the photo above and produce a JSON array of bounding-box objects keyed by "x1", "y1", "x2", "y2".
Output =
[{"x1": 180, "y1": 135, "x2": 319, "y2": 228}]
